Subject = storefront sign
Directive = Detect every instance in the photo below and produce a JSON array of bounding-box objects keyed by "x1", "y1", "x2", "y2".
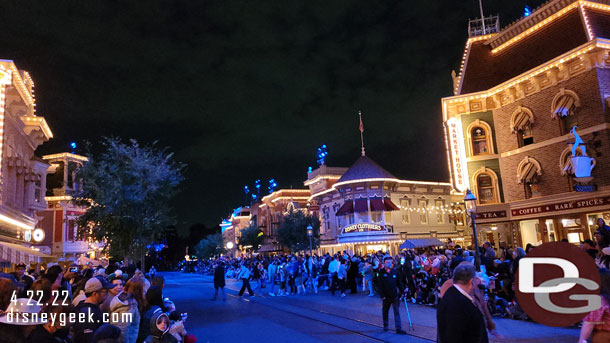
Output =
[
  {"x1": 0, "y1": 66, "x2": 11, "y2": 85},
  {"x1": 475, "y1": 210, "x2": 507, "y2": 220},
  {"x1": 342, "y1": 223, "x2": 385, "y2": 234},
  {"x1": 511, "y1": 196, "x2": 610, "y2": 217},
  {"x1": 446, "y1": 117, "x2": 469, "y2": 192}
]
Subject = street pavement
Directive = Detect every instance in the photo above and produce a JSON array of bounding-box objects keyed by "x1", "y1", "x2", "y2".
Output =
[{"x1": 161, "y1": 272, "x2": 580, "y2": 343}]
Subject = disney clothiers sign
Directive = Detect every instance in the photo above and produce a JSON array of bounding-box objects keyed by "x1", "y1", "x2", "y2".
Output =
[{"x1": 342, "y1": 223, "x2": 386, "y2": 234}]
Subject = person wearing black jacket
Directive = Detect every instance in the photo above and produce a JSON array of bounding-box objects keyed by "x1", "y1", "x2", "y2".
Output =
[
  {"x1": 437, "y1": 262, "x2": 488, "y2": 343},
  {"x1": 376, "y1": 257, "x2": 407, "y2": 335},
  {"x1": 211, "y1": 260, "x2": 226, "y2": 301}
]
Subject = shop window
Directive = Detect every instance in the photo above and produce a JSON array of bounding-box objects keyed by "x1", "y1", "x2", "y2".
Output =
[
  {"x1": 347, "y1": 214, "x2": 355, "y2": 225},
  {"x1": 560, "y1": 146, "x2": 584, "y2": 191},
  {"x1": 511, "y1": 106, "x2": 535, "y2": 148},
  {"x1": 467, "y1": 120, "x2": 494, "y2": 156},
  {"x1": 473, "y1": 167, "x2": 500, "y2": 205},
  {"x1": 418, "y1": 199, "x2": 428, "y2": 224},
  {"x1": 471, "y1": 127, "x2": 489, "y2": 155},
  {"x1": 551, "y1": 89, "x2": 580, "y2": 135},
  {"x1": 400, "y1": 198, "x2": 410, "y2": 224},
  {"x1": 435, "y1": 199, "x2": 445, "y2": 224},
  {"x1": 385, "y1": 212, "x2": 392, "y2": 224},
  {"x1": 371, "y1": 212, "x2": 382, "y2": 223}
]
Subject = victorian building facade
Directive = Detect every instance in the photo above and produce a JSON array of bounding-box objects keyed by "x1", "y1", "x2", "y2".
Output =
[
  {"x1": 0, "y1": 60, "x2": 54, "y2": 270},
  {"x1": 307, "y1": 154, "x2": 460, "y2": 256},
  {"x1": 443, "y1": 0, "x2": 610, "y2": 248},
  {"x1": 35, "y1": 153, "x2": 102, "y2": 263}
]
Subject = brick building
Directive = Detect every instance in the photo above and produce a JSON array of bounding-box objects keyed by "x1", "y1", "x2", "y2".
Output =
[{"x1": 442, "y1": 0, "x2": 610, "y2": 248}]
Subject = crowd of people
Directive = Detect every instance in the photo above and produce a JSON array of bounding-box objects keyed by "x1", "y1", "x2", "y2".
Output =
[
  {"x1": 199, "y1": 219, "x2": 610, "y2": 340},
  {"x1": 0, "y1": 263, "x2": 197, "y2": 343}
]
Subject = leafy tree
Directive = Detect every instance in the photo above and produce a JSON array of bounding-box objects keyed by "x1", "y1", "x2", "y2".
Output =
[
  {"x1": 277, "y1": 209, "x2": 320, "y2": 252},
  {"x1": 194, "y1": 233, "x2": 225, "y2": 259},
  {"x1": 75, "y1": 138, "x2": 184, "y2": 271},
  {"x1": 238, "y1": 223, "x2": 265, "y2": 251}
]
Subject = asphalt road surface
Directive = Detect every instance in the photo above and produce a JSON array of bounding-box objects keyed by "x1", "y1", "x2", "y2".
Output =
[{"x1": 161, "y1": 272, "x2": 580, "y2": 343}]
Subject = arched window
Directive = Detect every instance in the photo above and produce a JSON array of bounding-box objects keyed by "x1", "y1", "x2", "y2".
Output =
[
  {"x1": 473, "y1": 167, "x2": 500, "y2": 205},
  {"x1": 466, "y1": 120, "x2": 495, "y2": 156},
  {"x1": 517, "y1": 156, "x2": 542, "y2": 199},
  {"x1": 511, "y1": 106, "x2": 535, "y2": 147},
  {"x1": 551, "y1": 89, "x2": 580, "y2": 135},
  {"x1": 560, "y1": 145, "x2": 584, "y2": 191}
]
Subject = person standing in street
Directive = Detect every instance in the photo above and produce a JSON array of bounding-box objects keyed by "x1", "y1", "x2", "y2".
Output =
[
  {"x1": 437, "y1": 262, "x2": 488, "y2": 343},
  {"x1": 337, "y1": 259, "x2": 348, "y2": 297},
  {"x1": 211, "y1": 260, "x2": 226, "y2": 301},
  {"x1": 267, "y1": 260, "x2": 278, "y2": 296},
  {"x1": 328, "y1": 255, "x2": 340, "y2": 295},
  {"x1": 237, "y1": 262, "x2": 254, "y2": 297},
  {"x1": 376, "y1": 257, "x2": 407, "y2": 335}
]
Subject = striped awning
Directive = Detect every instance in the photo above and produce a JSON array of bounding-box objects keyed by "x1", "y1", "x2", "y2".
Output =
[
  {"x1": 0, "y1": 241, "x2": 53, "y2": 265},
  {"x1": 553, "y1": 95, "x2": 576, "y2": 118},
  {"x1": 518, "y1": 161, "x2": 540, "y2": 184},
  {"x1": 510, "y1": 110, "x2": 533, "y2": 133}
]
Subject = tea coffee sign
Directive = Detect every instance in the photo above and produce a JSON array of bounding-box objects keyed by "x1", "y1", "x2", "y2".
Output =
[{"x1": 342, "y1": 223, "x2": 385, "y2": 234}]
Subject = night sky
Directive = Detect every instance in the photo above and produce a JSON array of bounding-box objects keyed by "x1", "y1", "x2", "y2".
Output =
[{"x1": 0, "y1": 1, "x2": 546, "y2": 232}]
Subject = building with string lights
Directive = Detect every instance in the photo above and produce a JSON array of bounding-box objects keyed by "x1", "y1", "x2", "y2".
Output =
[
  {"x1": 0, "y1": 60, "x2": 55, "y2": 271},
  {"x1": 306, "y1": 154, "x2": 461, "y2": 256},
  {"x1": 443, "y1": 0, "x2": 610, "y2": 249},
  {"x1": 35, "y1": 152, "x2": 105, "y2": 265}
]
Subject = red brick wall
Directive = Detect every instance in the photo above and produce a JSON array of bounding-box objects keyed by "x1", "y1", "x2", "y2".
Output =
[
  {"x1": 493, "y1": 69, "x2": 605, "y2": 153},
  {"x1": 492, "y1": 68, "x2": 610, "y2": 202}
]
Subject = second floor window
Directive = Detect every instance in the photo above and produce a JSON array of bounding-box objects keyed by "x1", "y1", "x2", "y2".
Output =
[
  {"x1": 471, "y1": 126, "x2": 489, "y2": 155},
  {"x1": 418, "y1": 199, "x2": 428, "y2": 224}
]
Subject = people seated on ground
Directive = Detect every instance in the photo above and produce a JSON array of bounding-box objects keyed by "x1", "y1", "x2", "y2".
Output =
[{"x1": 111, "y1": 279, "x2": 145, "y2": 343}]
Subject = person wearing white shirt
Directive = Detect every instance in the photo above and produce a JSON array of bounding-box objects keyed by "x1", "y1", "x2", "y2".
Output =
[{"x1": 328, "y1": 255, "x2": 340, "y2": 295}]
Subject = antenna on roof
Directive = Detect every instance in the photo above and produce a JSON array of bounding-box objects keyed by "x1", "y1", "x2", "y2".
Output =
[
  {"x1": 478, "y1": 0, "x2": 487, "y2": 34},
  {"x1": 358, "y1": 111, "x2": 365, "y2": 156}
]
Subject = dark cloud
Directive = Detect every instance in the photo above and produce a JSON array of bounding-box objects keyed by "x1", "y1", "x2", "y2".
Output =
[{"x1": 0, "y1": 0, "x2": 546, "y2": 229}]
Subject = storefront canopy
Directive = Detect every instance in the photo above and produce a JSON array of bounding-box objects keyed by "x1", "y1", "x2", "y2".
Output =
[
  {"x1": 354, "y1": 199, "x2": 368, "y2": 213},
  {"x1": 336, "y1": 200, "x2": 354, "y2": 216},
  {"x1": 400, "y1": 238, "x2": 444, "y2": 249},
  {"x1": 0, "y1": 241, "x2": 53, "y2": 264}
]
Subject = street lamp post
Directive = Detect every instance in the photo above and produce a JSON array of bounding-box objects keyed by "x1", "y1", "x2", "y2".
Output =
[
  {"x1": 464, "y1": 189, "x2": 481, "y2": 271},
  {"x1": 307, "y1": 225, "x2": 313, "y2": 257}
]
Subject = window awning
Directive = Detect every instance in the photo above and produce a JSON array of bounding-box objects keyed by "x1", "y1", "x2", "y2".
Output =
[
  {"x1": 0, "y1": 241, "x2": 54, "y2": 265},
  {"x1": 354, "y1": 199, "x2": 368, "y2": 213},
  {"x1": 518, "y1": 163, "x2": 539, "y2": 184},
  {"x1": 511, "y1": 110, "x2": 533, "y2": 133},
  {"x1": 553, "y1": 95, "x2": 576, "y2": 118},
  {"x1": 383, "y1": 198, "x2": 400, "y2": 211},
  {"x1": 336, "y1": 200, "x2": 354, "y2": 216},
  {"x1": 370, "y1": 197, "x2": 385, "y2": 212},
  {"x1": 400, "y1": 238, "x2": 444, "y2": 249}
]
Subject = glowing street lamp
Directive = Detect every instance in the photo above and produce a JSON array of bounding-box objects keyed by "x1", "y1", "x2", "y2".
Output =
[
  {"x1": 226, "y1": 241, "x2": 234, "y2": 249},
  {"x1": 307, "y1": 225, "x2": 313, "y2": 257},
  {"x1": 464, "y1": 189, "x2": 481, "y2": 271}
]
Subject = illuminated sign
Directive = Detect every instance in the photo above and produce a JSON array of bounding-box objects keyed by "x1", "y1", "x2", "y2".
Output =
[
  {"x1": 446, "y1": 117, "x2": 469, "y2": 192},
  {"x1": 0, "y1": 66, "x2": 11, "y2": 85},
  {"x1": 33, "y1": 228, "x2": 45, "y2": 242},
  {"x1": 342, "y1": 223, "x2": 386, "y2": 234}
]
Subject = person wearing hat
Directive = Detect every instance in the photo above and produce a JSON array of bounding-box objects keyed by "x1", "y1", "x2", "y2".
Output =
[
  {"x1": 72, "y1": 276, "x2": 116, "y2": 343},
  {"x1": 144, "y1": 311, "x2": 177, "y2": 343},
  {"x1": 0, "y1": 297, "x2": 47, "y2": 342}
]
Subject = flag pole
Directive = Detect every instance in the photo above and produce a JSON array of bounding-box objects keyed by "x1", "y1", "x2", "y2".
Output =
[{"x1": 359, "y1": 111, "x2": 365, "y2": 156}]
